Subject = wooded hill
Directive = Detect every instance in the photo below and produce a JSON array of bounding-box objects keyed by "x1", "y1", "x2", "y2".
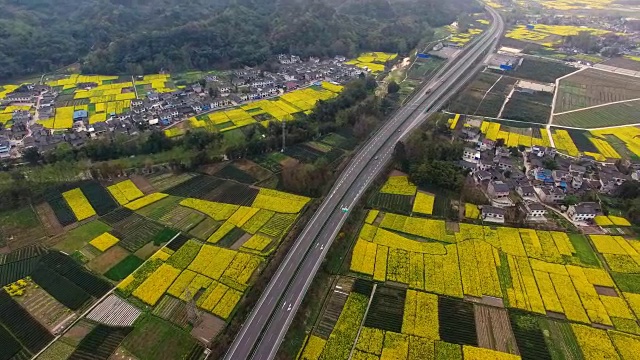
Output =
[{"x1": 0, "y1": 0, "x2": 482, "y2": 78}]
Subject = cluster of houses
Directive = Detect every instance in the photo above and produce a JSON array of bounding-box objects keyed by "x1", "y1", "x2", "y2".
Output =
[
  {"x1": 0, "y1": 55, "x2": 367, "y2": 159},
  {"x1": 457, "y1": 118, "x2": 635, "y2": 226}
]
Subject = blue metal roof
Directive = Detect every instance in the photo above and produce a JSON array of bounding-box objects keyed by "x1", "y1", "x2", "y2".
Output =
[{"x1": 73, "y1": 110, "x2": 88, "y2": 119}]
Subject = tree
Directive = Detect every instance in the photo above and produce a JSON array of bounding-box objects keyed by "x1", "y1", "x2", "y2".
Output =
[
  {"x1": 564, "y1": 195, "x2": 579, "y2": 206},
  {"x1": 542, "y1": 158, "x2": 558, "y2": 170},
  {"x1": 393, "y1": 141, "x2": 408, "y2": 172},
  {"x1": 387, "y1": 81, "x2": 400, "y2": 94},
  {"x1": 23, "y1": 147, "x2": 42, "y2": 165}
]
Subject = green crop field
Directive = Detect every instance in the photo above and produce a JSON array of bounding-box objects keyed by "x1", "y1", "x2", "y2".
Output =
[
  {"x1": 555, "y1": 68, "x2": 640, "y2": 113},
  {"x1": 552, "y1": 99, "x2": 640, "y2": 128}
]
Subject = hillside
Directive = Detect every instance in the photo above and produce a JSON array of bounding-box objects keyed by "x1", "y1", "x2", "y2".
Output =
[{"x1": 0, "y1": 0, "x2": 482, "y2": 79}]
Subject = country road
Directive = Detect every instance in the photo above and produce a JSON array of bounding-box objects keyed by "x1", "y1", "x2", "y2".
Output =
[{"x1": 223, "y1": 6, "x2": 505, "y2": 360}]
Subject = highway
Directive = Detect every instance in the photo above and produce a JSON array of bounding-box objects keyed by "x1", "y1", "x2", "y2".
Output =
[{"x1": 224, "y1": 7, "x2": 504, "y2": 360}]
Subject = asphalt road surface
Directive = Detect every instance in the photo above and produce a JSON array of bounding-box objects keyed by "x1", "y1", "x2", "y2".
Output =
[{"x1": 224, "y1": 7, "x2": 505, "y2": 360}]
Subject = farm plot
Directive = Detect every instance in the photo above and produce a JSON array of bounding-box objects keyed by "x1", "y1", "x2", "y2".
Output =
[
  {"x1": 0, "y1": 290, "x2": 54, "y2": 354},
  {"x1": 316, "y1": 293, "x2": 369, "y2": 360},
  {"x1": 207, "y1": 182, "x2": 259, "y2": 206},
  {"x1": 284, "y1": 144, "x2": 323, "y2": 163},
  {"x1": 364, "y1": 286, "x2": 406, "y2": 333},
  {"x1": 474, "y1": 305, "x2": 519, "y2": 355},
  {"x1": 0, "y1": 207, "x2": 47, "y2": 250},
  {"x1": 13, "y1": 279, "x2": 74, "y2": 331},
  {"x1": 164, "y1": 174, "x2": 224, "y2": 199},
  {"x1": 565, "y1": 129, "x2": 598, "y2": 153},
  {"x1": 106, "y1": 212, "x2": 171, "y2": 252},
  {"x1": 166, "y1": 233, "x2": 193, "y2": 252},
  {"x1": 555, "y1": 68, "x2": 640, "y2": 114},
  {"x1": 0, "y1": 323, "x2": 25, "y2": 360},
  {"x1": 39, "y1": 251, "x2": 112, "y2": 298},
  {"x1": 189, "y1": 218, "x2": 221, "y2": 240},
  {"x1": 507, "y1": 58, "x2": 575, "y2": 84},
  {"x1": 438, "y1": 296, "x2": 478, "y2": 346},
  {"x1": 79, "y1": 181, "x2": 118, "y2": 215},
  {"x1": 538, "y1": 319, "x2": 583, "y2": 360},
  {"x1": 44, "y1": 189, "x2": 77, "y2": 226},
  {"x1": 121, "y1": 315, "x2": 199, "y2": 360},
  {"x1": 368, "y1": 193, "x2": 413, "y2": 214},
  {"x1": 448, "y1": 72, "x2": 515, "y2": 118},
  {"x1": 104, "y1": 254, "x2": 144, "y2": 281},
  {"x1": 213, "y1": 164, "x2": 257, "y2": 184},
  {"x1": 147, "y1": 172, "x2": 196, "y2": 192},
  {"x1": 501, "y1": 91, "x2": 553, "y2": 124},
  {"x1": 152, "y1": 295, "x2": 190, "y2": 329},
  {"x1": 553, "y1": 99, "x2": 640, "y2": 128},
  {"x1": 36, "y1": 341, "x2": 76, "y2": 360},
  {"x1": 53, "y1": 220, "x2": 111, "y2": 254},
  {"x1": 86, "y1": 294, "x2": 141, "y2": 327},
  {"x1": 86, "y1": 245, "x2": 130, "y2": 274},
  {"x1": 67, "y1": 324, "x2": 132, "y2": 360},
  {"x1": 29, "y1": 264, "x2": 92, "y2": 310},
  {"x1": 0, "y1": 245, "x2": 47, "y2": 286},
  {"x1": 314, "y1": 278, "x2": 354, "y2": 338},
  {"x1": 509, "y1": 311, "x2": 552, "y2": 360},
  {"x1": 319, "y1": 132, "x2": 357, "y2": 151},
  {"x1": 34, "y1": 202, "x2": 64, "y2": 237}
]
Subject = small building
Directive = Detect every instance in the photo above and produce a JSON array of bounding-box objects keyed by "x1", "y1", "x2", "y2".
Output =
[
  {"x1": 569, "y1": 164, "x2": 586, "y2": 177},
  {"x1": 0, "y1": 137, "x2": 10, "y2": 159},
  {"x1": 482, "y1": 206, "x2": 506, "y2": 224},
  {"x1": 488, "y1": 180, "x2": 510, "y2": 199},
  {"x1": 524, "y1": 202, "x2": 547, "y2": 220},
  {"x1": 463, "y1": 147, "x2": 480, "y2": 162},
  {"x1": 535, "y1": 168, "x2": 554, "y2": 184},
  {"x1": 517, "y1": 185, "x2": 536, "y2": 200},
  {"x1": 459, "y1": 160, "x2": 476, "y2": 171},
  {"x1": 571, "y1": 176, "x2": 584, "y2": 190},
  {"x1": 552, "y1": 170, "x2": 571, "y2": 183},
  {"x1": 73, "y1": 110, "x2": 88, "y2": 122},
  {"x1": 475, "y1": 170, "x2": 492, "y2": 184},
  {"x1": 568, "y1": 202, "x2": 600, "y2": 222},
  {"x1": 599, "y1": 170, "x2": 628, "y2": 194},
  {"x1": 497, "y1": 157, "x2": 514, "y2": 171},
  {"x1": 536, "y1": 186, "x2": 565, "y2": 204},
  {"x1": 478, "y1": 156, "x2": 494, "y2": 171}
]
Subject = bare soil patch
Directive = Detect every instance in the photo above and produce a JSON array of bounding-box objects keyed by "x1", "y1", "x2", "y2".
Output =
[
  {"x1": 130, "y1": 175, "x2": 155, "y2": 194},
  {"x1": 190, "y1": 312, "x2": 226, "y2": 345},
  {"x1": 61, "y1": 319, "x2": 96, "y2": 346},
  {"x1": 87, "y1": 245, "x2": 130, "y2": 274},
  {"x1": 35, "y1": 202, "x2": 63, "y2": 237},
  {"x1": 234, "y1": 159, "x2": 272, "y2": 181},
  {"x1": 230, "y1": 233, "x2": 252, "y2": 250},
  {"x1": 134, "y1": 242, "x2": 162, "y2": 260},
  {"x1": 474, "y1": 304, "x2": 519, "y2": 355},
  {"x1": 594, "y1": 285, "x2": 618, "y2": 296}
]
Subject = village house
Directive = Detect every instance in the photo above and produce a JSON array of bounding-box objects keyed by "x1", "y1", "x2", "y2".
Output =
[
  {"x1": 482, "y1": 206, "x2": 506, "y2": 224},
  {"x1": 474, "y1": 170, "x2": 492, "y2": 184},
  {"x1": 567, "y1": 202, "x2": 600, "y2": 222},
  {"x1": 516, "y1": 184, "x2": 537, "y2": 201},
  {"x1": 463, "y1": 147, "x2": 480, "y2": 162},
  {"x1": 536, "y1": 186, "x2": 565, "y2": 204},
  {"x1": 599, "y1": 167, "x2": 628, "y2": 194},
  {"x1": 0, "y1": 137, "x2": 10, "y2": 159},
  {"x1": 524, "y1": 202, "x2": 547, "y2": 221},
  {"x1": 488, "y1": 180, "x2": 510, "y2": 199}
]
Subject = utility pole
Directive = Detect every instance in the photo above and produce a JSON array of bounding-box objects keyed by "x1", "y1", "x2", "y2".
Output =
[{"x1": 281, "y1": 119, "x2": 286, "y2": 153}]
